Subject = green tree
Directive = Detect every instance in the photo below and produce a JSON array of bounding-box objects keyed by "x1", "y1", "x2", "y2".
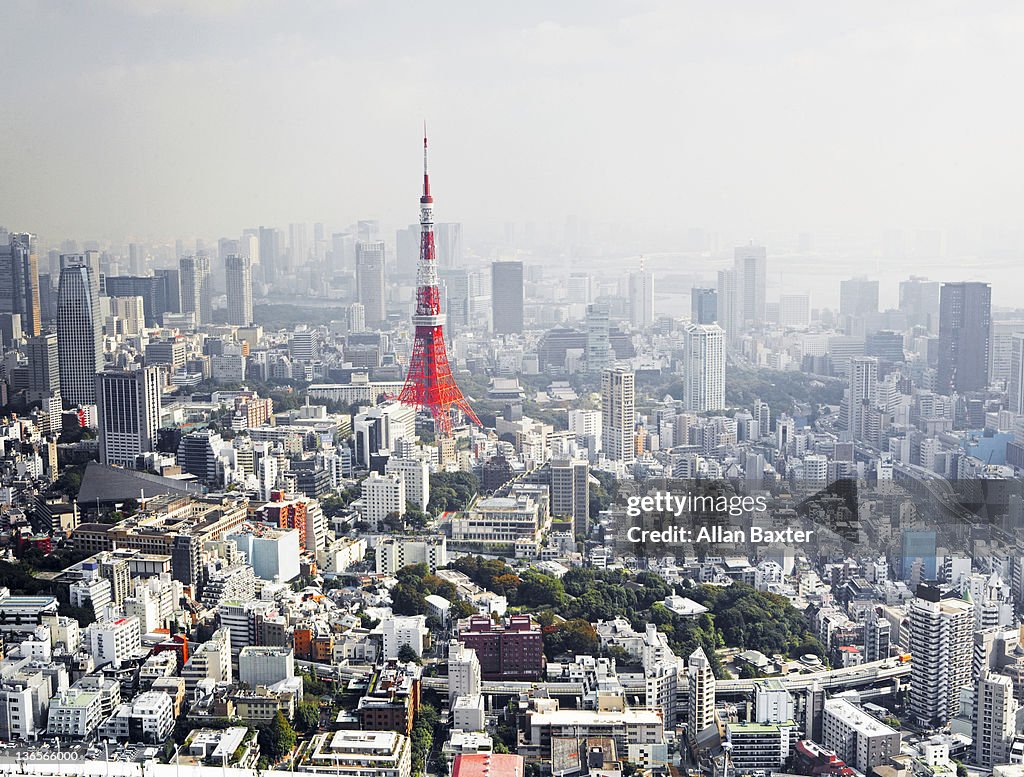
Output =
[
  {"x1": 294, "y1": 701, "x2": 319, "y2": 731},
  {"x1": 258, "y1": 710, "x2": 296, "y2": 763},
  {"x1": 398, "y1": 643, "x2": 422, "y2": 664}
]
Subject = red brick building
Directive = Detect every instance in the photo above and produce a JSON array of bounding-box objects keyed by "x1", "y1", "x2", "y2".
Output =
[{"x1": 459, "y1": 615, "x2": 544, "y2": 680}]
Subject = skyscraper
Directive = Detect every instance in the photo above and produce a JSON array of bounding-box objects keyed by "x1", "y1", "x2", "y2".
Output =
[
  {"x1": 899, "y1": 276, "x2": 941, "y2": 332},
  {"x1": 734, "y1": 245, "x2": 767, "y2": 328},
  {"x1": 691, "y1": 287, "x2": 717, "y2": 325},
  {"x1": 628, "y1": 267, "x2": 654, "y2": 329},
  {"x1": 839, "y1": 277, "x2": 880, "y2": 318},
  {"x1": 601, "y1": 366, "x2": 635, "y2": 463},
  {"x1": 434, "y1": 223, "x2": 463, "y2": 268},
  {"x1": 26, "y1": 333, "x2": 59, "y2": 400},
  {"x1": 937, "y1": 282, "x2": 991, "y2": 394},
  {"x1": 395, "y1": 225, "x2": 420, "y2": 278},
  {"x1": 584, "y1": 302, "x2": 612, "y2": 373},
  {"x1": 681, "y1": 323, "x2": 726, "y2": 413},
  {"x1": 491, "y1": 261, "x2": 524, "y2": 335},
  {"x1": 179, "y1": 255, "x2": 212, "y2": 327},
  {"x1": 356, "y1": 241, "x2": 386, "y2": 327},
  {"x1": 57, "y1": 255, "x2": 103, "y2": 407},
  {"x1": 288, "y1": 223, "x2": 308, "y2": 269},
  {"x1": 716, "y1": 268, "x2": 738, "y2": 337},
  {"x1": 225, "y1": 255, "x2": 253, "y2": 326},
  {"x1": 258, "y1": 226, "x2": 282, "y2": 283},
  {"x1": 1009, "y1": 334, "x2": 1024, "y2": 413},
  {"x1": 104, "y1": 275, "x2": 174, "y2": 326},
  {"x1": 96, "y1": 367, "x2": 162, "y2": 468},
  {"x1": 0, "y1": 232, "x2": 41, "y2": 337},
  {"x1": 908, "y1": 586, "x2": 973, "y2": 729},
  {"x1": 842, "y1": 356, "x2": 879, "y2": 441}
]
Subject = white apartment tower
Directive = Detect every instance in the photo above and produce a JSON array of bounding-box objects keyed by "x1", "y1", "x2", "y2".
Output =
[
  {"x1": 601, "y1": 367, "x2": 635, "y2": 463},
  {"x1": 974, "y1": 672, "x2": 1017, "y2": 768},
  {"x1": 447, "y1": 640, "x2": 482, "y2": 704},
  {"x1": 628, "y1": 267, "x2": 654, "y2": 329},
  {"x1": 682, "y1": 323, "x2": 726, "y2": 413},
  {"x1": 688, "y1": 646, "x2": 716, "y2": 746},
  {"x1": 908, "y1": 589, "x2": 973, "y2": 729},
  {"x1": 225, "y1": 254, "x2": 253, "y2": 326},
  {"x1": 179, "y1": 255, "x2": 212, "y2": 326}
]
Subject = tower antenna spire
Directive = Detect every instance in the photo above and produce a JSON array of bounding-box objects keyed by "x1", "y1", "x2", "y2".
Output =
[{"x1": 422, "y1": 122, "x2": 430, "y2": 198}]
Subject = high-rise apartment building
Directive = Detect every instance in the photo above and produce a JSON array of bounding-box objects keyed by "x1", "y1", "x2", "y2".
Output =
[
  {"x1": 550, "y1": 458, "x2": 590, "y2": 537},
  {"x1": 691, "y1": 288, "x2": 717, "y2": 325},
  {"x1": 734, "y1": 245, "x2": 767, "y2": 328},
  {"x1": 1010, "y1": 333, "x2": 1024, "y2": 413},
  {"x1": 0, "y1": 232, "x2": 41, "y2": 336},
  {"x1": 225, "y1": 254, "x2": 253, "y2": 326},
  {"x1": 492, "y1": 261, "x2": 524, "y2": 335},
  {"x1": 937, "y1": 282, "x2": 991, "y2": 394},
  {"x1": 179, "y1": 255, "x2": 212, "y2": 327},
  {"x1": 57, "y1": 255, "x2": 103, "y2": 407},
  {"x1": 601, "y1": 367, "x2": 635, "y2": 463},
  {"x1": 688, "y1": 646, "x2": 716, "y2": 745},
  {"x1": 842, "y1": 356, "x2": 879, "y2": 441},
  {"x1": 717, "y1": 268, "x2": 737, "y2": 337},
  {"x1": 681, "y1": 323, "x2": 725, "y2": 413},
  {"x1": 908, "y1": 587, "x2": 973, "y2": 729},
  {"x1": 585, "y1": 302, "x2": 611, "y2": 373},
  {"x1": 447, "y1": 640, "x2": 481, "y2": 703},
  {"x1": 974, "y1": 672, "x2": 1017, "y2": 768},
  {"x1": 356, "y1": 241, "x2": 386, "y2": 327},
  {"x1": 26, "y1": 333, "x2": 60, "y2": 400},
  {"x1": 628, "y1": 268, "x2": 654, "y2": 329},
  {"x1": 96, "y1": 367, "x2": 163, "y2": 468}
]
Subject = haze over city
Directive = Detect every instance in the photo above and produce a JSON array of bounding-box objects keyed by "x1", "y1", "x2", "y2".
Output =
[{"x1": 4, "y1": 0, "x2": 1024, "y2": 254}]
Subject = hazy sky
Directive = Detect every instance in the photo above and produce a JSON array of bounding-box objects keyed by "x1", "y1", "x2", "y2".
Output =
[{"x1": 3, "y1": 0, "x2": 1024, "y2": 244}]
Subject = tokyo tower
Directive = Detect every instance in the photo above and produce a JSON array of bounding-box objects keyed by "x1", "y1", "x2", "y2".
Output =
[{"x1": 398, "y1": 132, "x2": 481, "y2": 437}]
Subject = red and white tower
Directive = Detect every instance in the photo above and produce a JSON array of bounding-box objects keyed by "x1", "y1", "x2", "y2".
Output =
[{"x1": 398, "y1": 132, "x2": 481, "y2": 437}]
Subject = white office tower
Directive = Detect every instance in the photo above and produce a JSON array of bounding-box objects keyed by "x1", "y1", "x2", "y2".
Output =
[
  {"x1": 447, "y1": 640, "x2": 481, "y2": 704},
  {"x1": 734, "y1": 244, "x2": 767, "y2": 328},
  {"x1": 361, "y1": 472, "x2": 405, "y2": 530},
  {"x1": 182, "y1": 627, "x2": 232, "y2": 692},
  {"x1": 96, "y1": 367, "x2": 162, "y2": 468},
  {"x1": 681, "y1": 323, "x2": 725, "y2": 413},
  {"x1": 601, "y1": 367, "x2": 635, "y2": 463},
  {"x1": 974, "y1": 672, "x2": 1017, "y2": 768},
  {"x1": 225, "y1": 254, "x2": 253, "y2": 326},
  {"x1": 688, "y1": 646, "x2": 716, "y2": 745},
  {"x1": 841, "y1": 356, "x2": 879, "y2": 441},
  {"x1": 628, "y1": 267, "x2": 654, "y2": 329},
  {"x1": 179, "y1": 255, "x2": 212, "y2": 326},
  {"x1": 754, "y1": 679, "x2": 794, "y2": 724},
  {"x1": 57, "y1": 254, "x2": 103, "y2": 406},
  {"x1": 385, "y1": 457, "x2": 430, "y2": 511},
  {"x1": 238, "y1": 646, "x2": 294, "y2": 688},
  {"x1": 908, "y1": 589, "x2": 973, "y2": 729},
  {"x1": 550, "y1": 458, "x2": 590, "y2": 537}
]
